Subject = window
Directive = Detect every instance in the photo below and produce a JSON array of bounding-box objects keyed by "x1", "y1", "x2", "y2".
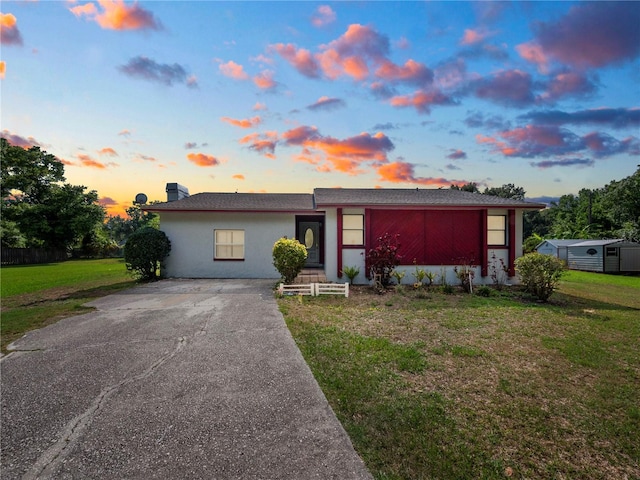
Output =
[
  {"x1": 214, "y1": 229, "x2": 244, "y2": 260},
  {"x1": 342, "y1": 214, "x2": 364, "y2": 245},
  {"x1": 487, "y1": 215, "x2": 506, "y2": 246},
  {"x1": 606, "y1": 247, "x2": 618, "y2": 257}
]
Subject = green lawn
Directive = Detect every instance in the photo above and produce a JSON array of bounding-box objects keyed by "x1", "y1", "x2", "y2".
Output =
[
  {"x1": 280, "y1": 271, "x2": 640, "y2": 479},
  {"x1": 1, "y1": 259, "x2": 135, "y2": 352}
]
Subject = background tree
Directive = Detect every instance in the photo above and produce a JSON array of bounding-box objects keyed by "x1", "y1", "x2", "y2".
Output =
[
  {"x1": 450, "y1": 182, "x2": 480, "y2": 193},
  {"x1": 104, "y1": 204, "x2": 159, "y2": 245},
  {"x1": 483, "y1": 183, "x2": 526, "y2": 201},
  {"x1": 1, "y1": 139, "x2": 104, "y2": 251}
]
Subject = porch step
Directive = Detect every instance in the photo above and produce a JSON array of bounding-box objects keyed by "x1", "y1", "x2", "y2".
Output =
[{"x1": 293, "y1": 269, "x2": 327, "y2": 284}]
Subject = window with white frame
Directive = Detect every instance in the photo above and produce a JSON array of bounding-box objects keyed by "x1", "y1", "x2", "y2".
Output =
[
  {"x1": 343, "y1": 214, "x2": 364, "y2": 245},
  {"x1": 487, "y1": 215, "x2": 506, "y2": 246},
  {"x1": 214, "y1": 229, "x2": 245, "y2": 259}
]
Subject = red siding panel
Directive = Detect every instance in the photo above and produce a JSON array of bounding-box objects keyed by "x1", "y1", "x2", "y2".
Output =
[{"x1": 370, "y1": 209, "x2": 482, "y2": 266}]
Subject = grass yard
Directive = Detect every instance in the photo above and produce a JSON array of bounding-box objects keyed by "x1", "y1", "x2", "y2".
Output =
[
  {"x1": 279, "y1": 271, "x2": 640, "y2": 479},
  {"x1": 1, "y1": 259, "x2": 135, "y2": 353}
]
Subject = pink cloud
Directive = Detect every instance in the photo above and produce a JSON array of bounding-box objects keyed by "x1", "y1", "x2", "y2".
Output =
[
  {"x1": 389, "y1": 89, "x2": 455, "y2": 114},
  {"x1": 539, "y1": 71, "x2": 596, "y2": 102},
  {"x1": 239, "y1": 132, "x2": 278, "y2": 159},
  {"x1": 377, "y1": 161, "x2": 466, "y2": 187},
  {"x1": 0, "y1": 60, "x2": 5, "y2": 79},
  {"x1": 271, "y1": 43, "x2": 320, "y2": 78},
  {"x1": 532, "y1": 2, "x2": 640, "y2": 69},
  {"x1": 0, "y1": 130, "x2": 42, "y2": 149},
  {"x1": 187, "y1": 152, "x2": 220, "y2": 167},
  {"x1": 221, "y1": 116, "x2": 262, "y2": 129},
  {"x1": 282, "y1": 126, "x2": 394, "y2": 175},
  {"x1": 317, "y1": 24, "x2": 389, "y2": 80},
  {"x1": 98, "y1": 147, "x2": 118, "y2": 156},
  {"x1": 311, "y1": 5, "x2": 336, "y2": 27},
  {"x1": 374, "y1": 59, "x2": 433, "y2": 87},
  {"x1": 232, "y1": 174, "x2": 245, "y2": 180},
  {"x1": 477, "y1": 125, "x2": 639, "y2": 159},
  {"x1": 516, "y1": 41, "x2": 550, "y2": 73},
  {"x1": 459, "y1": 28, "x2": 493, "y2": 46},
  {"x1": 253, "y1": 70, "x2": 276, "y2": 89},
  {"x1": 253, "y1": 102, "x2": 267, "y2": 111},
  {"x1": 70, "y1": 0, "x2": 161, "y2": 31},
  {"x1": 219, "y1": 60, "x2": 249, "y2": 80},
  {"x1": 1, "y1": 13, "x2": 23, "y2": 45},
  {"x1": 118, "y1": 129, "x2": 131, "y2": 137},
  {"x1": 77, "y1": 153, "x2": 114, "y2": 169}
]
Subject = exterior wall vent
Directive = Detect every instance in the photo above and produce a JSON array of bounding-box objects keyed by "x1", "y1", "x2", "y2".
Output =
[{"x1": 166, "y1": 183, "x2": 190, "y2": 202}]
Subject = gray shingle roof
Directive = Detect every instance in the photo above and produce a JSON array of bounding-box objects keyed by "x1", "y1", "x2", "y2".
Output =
[
  {"x1": 144, "y1": 192, "x2": 315, "y2": 212},
  {"x1": 144, "y1": 188, "x2": 546, "y2": 212},
  {"x1": 314, "y1": 188, "x2": 545, "y2": 208}
]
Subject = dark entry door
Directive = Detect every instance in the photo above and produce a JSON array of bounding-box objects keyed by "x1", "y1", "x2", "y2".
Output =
[{"x1": 299, "y1": 221, "x2": 321, "y2": 267}]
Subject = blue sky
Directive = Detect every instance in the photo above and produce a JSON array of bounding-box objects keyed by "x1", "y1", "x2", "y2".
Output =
[{"x1": 2, "y1": 1, "x2": 639, "y2": 216}]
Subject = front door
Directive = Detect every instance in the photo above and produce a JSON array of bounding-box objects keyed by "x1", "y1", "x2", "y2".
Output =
[{"x1": 299, "y1": 221, "x2": 321, "y2": 267}]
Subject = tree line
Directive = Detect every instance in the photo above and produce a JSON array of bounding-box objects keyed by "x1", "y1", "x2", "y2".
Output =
[
  {"x1": 451, "y1": 169, "x2": 640, "y2": 250},
  {"x1": 1, "y1": 138, "x2": 157, "y2": 257},
  {"x1": 1, "y1": 138, "x2": 638, "y2": 256}
]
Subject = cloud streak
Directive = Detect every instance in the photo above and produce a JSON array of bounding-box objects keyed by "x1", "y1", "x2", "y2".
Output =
[
  {"x1": 477, "y1": 125, "x2": 640, "y2": 160},
  {"x1": 221, "y1": 116, "x2": 262, "y2": 128},
  {"x1": 118, "y1": 56, "x2": 197, "y2": 87},
  {"x1": 187, "y1": 152, "x2": 220, "y2": 167}
]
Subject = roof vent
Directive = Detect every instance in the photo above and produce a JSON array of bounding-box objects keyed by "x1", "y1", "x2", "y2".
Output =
[{"x1": 166, "y1": 183, "x2": 189, "y2": 202}]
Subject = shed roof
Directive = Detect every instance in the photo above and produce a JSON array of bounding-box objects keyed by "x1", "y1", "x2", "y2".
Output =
[
  {"x1": 569, "y1": 239, "x2": 637, "y2": 247},
  {"x1": 538, "y1": 239, "x2": 585, "y2": 248}
]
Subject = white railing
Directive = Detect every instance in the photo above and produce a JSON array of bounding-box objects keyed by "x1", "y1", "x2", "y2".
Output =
[{"x1": 278, "y1": 283, "x2": 349, "y2": 298}]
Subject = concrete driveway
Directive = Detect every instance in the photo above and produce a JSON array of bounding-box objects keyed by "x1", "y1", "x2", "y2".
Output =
[{"x1": 1, "y1": 279, "x2": 372, "y2": 479}]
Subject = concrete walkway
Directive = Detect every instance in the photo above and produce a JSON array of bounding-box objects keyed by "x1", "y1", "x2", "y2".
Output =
[{"x1": 1, "y1": 279, "x2": 372, "y2": 479}]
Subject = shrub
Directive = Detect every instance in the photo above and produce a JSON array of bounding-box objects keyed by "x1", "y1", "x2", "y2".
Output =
[
  {"x1": 273, "y1": 237, "x2": 307, "y2": 284},
  {"x1": 124, "y1": 227, "x2": 171, "y2": 281},
  {"x1": 366, "y1": 233, "x2": 402, "y2": 287},
  {"x1": 476, "y1": 285, "x2": 493, "y2": 297},
  {"x1": 342, "y1": 265, "x2": 360, "y2": 285},
  {"x1": 390, "y1": 269, "x2": 405, "y2": 285},
  {"x1": 514, "y1": 252, "x2": 565, "y2": 302}
]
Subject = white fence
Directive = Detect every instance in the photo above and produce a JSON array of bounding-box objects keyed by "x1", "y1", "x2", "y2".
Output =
[{"x1": 278, "y1": 283, "x2": 349, "y2": 298}]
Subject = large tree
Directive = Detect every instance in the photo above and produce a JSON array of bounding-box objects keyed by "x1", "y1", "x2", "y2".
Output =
[{"x1": 1, "y1": 138, "x2": 105, "y2": 250}]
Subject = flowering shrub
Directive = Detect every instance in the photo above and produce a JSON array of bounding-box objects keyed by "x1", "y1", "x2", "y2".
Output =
[{"x1": 366, "y1": 233, "x2": 402, "y2": 287}]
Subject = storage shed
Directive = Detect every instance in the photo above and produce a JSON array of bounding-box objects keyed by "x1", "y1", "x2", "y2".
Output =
[
  {"x1": 536, "y1": 239, "x2": 583, "y2": 262},
  {"x1": 567, "y1": 239, "x2": 640, "y2": 273}
]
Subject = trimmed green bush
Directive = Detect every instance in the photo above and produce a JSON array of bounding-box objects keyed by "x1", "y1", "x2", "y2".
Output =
[
  {"x1": 515, "y1": 252, "x2": 565, "y2": 301},
  {"x1": 273, "y1": 237, "x2": 307, "y2": 284},
  {"x1": 124, "y1": 227, "x2": 171, "y2": 281}
]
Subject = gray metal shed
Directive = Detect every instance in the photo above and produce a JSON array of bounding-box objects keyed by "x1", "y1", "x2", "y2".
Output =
[
  {"x1": 536, "y1": 239, "x2": 583, "y2": 262},
  {"x1": 567, "y1": 239, "x2": 640, "y2": 273}
]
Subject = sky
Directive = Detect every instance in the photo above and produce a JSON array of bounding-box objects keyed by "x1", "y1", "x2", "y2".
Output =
[{"x1": 1, "y1": 1, "x2": 639, "y2": 217}]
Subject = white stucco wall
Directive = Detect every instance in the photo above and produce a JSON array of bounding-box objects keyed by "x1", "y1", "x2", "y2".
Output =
[{"x1": 159, "y1": 211, "x2": 296, "y2": 278}]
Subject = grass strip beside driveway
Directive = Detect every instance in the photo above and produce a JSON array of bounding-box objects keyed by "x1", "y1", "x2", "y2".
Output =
[
  {"x1": 280, "y1": 272, "x2": 640, "y2": 479},
  {"x1": 1, "y1": 259, "x2": 135, "y2": 353}
]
